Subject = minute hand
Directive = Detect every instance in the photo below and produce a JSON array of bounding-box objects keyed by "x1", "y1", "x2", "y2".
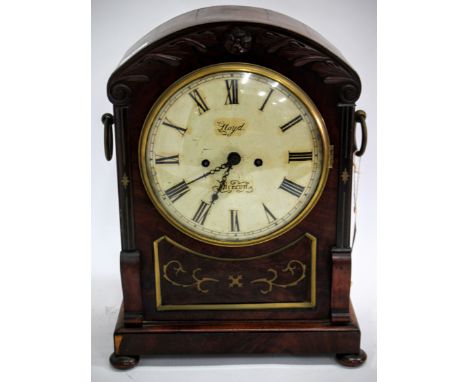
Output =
[{"x1": 186, "y1": 162, "x2": 230, "y2": 186}]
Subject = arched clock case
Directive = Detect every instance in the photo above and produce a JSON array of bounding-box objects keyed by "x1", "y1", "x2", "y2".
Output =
[{"x1": 102, "y1": 6, "x2": 368, "y2": 369}]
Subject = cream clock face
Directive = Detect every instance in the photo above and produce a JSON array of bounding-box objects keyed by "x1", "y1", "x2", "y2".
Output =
[{"x1": 140, "y1": 63, "x2": 330, "y2": 246}]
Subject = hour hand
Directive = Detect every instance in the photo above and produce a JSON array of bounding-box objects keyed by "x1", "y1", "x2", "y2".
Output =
[{"x1": 210, "y1": 163, "x2": 234, "y2": 205}]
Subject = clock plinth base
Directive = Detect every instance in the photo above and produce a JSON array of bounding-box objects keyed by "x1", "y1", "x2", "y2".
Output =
[
  {"x1": 336, "y1": 349, "x2": 367, "y2": 367},
  {"x1": 111, "y1": 302, "x2": 365, "y2": 367},
  {"x1": 109, "y1": 352, "x2": 139, "y2": 370}
]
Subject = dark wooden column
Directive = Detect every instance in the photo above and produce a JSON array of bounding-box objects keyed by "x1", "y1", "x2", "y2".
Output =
[
  {"x1": 331, "y1": 103, "x2": 355, "y2": 323},
  {"x1": 112, "y1": 98, "x2": 143, "y2": 325}
]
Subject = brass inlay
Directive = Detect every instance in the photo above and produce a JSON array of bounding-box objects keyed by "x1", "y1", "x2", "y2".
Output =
[
  {"x1": 329, "y1": 145, "x2": 334, "y2": 169},
  {"x1": 121, "y1": 173, "x2": 130, "y2": 189},
  {"x1": 250, "y1": 260, "x2": 306, "y2": 295},
  {"x1": 228, "y1": 274, "x2": 243, "y2": 288},
  {"x1": 154, "y1": 235, "x2": 304, "y2": 262},
  {"x1": 139, "y1": 63, "x2": 331, "y2": 247},
  {"x1": 162, "y1": 260, "x2": 219, "y2": 293},
  {"x1": 215, "y1": 118, "x2": 246, "y2": 136},
  {"x1": 340, "y1": 168, "x2": 350, "y2": 184},
  {"x1": 153, "y1": 234, "x2": 317, "y2": 311}
]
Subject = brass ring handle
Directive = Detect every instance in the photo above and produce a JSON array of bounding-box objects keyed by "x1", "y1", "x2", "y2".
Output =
[
  {"x1": 101, "y1": 113, "x2": 114, "y2": 161},
  {"x1": 354, "y1": 110, "x2": 367, "y2": 157}
]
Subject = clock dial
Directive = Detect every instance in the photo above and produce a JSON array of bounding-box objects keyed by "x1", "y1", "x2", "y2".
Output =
[{"x1": 140, "y1": 63, "x2": 330, "y2": 246}]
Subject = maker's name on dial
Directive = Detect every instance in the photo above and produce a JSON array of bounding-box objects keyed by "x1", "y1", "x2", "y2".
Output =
[
  {"x1": 215, "y1": 118, "x2": 246, "y2": 136},
  {"x1": 212, "y1": 179, "x2": 253, "y2": 193}
]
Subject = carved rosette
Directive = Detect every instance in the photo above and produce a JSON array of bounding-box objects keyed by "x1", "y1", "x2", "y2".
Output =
[{"x1": 224, "y1": 27, "x2": 253, "y2": 54}]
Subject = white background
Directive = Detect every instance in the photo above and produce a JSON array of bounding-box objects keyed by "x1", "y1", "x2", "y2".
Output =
[
  {"x1": 2, "y1": 1, "x2": 467, "y2": 382},
  {"x1": 92, "y1": 1, "x2": 376, "y2": 381}
]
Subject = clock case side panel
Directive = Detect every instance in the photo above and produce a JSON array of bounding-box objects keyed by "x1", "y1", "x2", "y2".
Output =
[
  {"x1": 331, "y1": 104, "x2": 357, "y2": 323},
  {"x1": 113, "y1": 105, "x2": 144, "y2": 325},
  {"x1": 107, "y1": 19, "x2": 361, "y2": 324}
]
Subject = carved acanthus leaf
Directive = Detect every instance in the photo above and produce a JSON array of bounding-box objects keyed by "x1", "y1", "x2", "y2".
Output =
[
  {"x1": 108, "y1": 31, "x2": 217, "y2": 105},
  {"x1": 134, "y1": 31, "x2": 216, "y2": 67},
  {"x1": 260, "y1": 31, "x2": 360, "y2": 102}
]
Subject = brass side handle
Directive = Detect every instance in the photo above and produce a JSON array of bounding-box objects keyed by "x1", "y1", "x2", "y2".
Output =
[
  {"x1": 101, "y1": 113, "x2": 114, "y2": 161},
  {"x1": 354, "y1": 110, "x2": 367, "y2": 157}
]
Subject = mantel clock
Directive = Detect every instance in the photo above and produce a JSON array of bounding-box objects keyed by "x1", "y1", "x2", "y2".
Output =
[{"x1": 102, "y1": 6, "x2": 369, "y2": 369}]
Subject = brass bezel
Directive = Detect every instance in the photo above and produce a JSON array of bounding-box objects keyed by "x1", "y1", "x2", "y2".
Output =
[{"x1": 139, "y1": 63, "x2": 330, "y2": 247}]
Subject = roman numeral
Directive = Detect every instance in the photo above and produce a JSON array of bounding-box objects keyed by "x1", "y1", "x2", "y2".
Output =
[
  {"x1": 230, "y1": 209, "x2": 240, "y2": 232},
  {"x1": 189, "y1": 89, "x2": 209, "y2": 115},
  {"x1": 192, "y1": 201, "x2": 211, "y2": 225},
  {"x1": 279, "y1": 178, "x2": 305, "y2": 198},
  {"x1": 288, "y1": 151, "x2": 313, "y2": 162},
  {"x1": 259, "y1": 88, "x2": 274, "y2": 111},
  {"x1": 225, "y1": 79, "x2": 239, "y2": 104},
  {"x1": 165, "y1": 180, "x2": 190, "y2": 202},
  {"x1": 162, "y1": 118, "x2": 187, "y2": 135},
  {"x1": 262, "y1": 203, "x2": 277, "y2": 224},
  {"x1": 155, "y1": 154, "x2": 179, "y2": 164},
  {"x1": 279, "y1": 115, "x2": 303, "y2": 132}
]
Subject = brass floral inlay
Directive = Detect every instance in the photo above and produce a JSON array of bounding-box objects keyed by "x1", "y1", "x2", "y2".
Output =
[
  {"x1": 121, "y1": 173, "x2": 130, "y2": 188},
  {"x1": 162, "y1": 260, "x2": 219, "y2": 293},
  {"x1": 228, "y1": 274, "x2": 243, "y2": 288},
  {"x1": 340, "y1": 168, "x2": 350, "y2": 184},
  {"x1": 250, "y1": 260, "x2": 306, "y2": 295},
  {"x1": 162, "y1": 259, "x2": 306, "y2": 295}
]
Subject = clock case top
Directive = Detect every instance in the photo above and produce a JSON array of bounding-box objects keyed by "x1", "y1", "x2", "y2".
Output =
[{"x1": 106, "y1": 6, "x2": 362, "y2": 325}]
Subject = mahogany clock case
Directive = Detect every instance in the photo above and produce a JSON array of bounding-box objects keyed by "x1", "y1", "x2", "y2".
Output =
[{"x1": 95, "y1": 4, "x2": 374, "y2": 371}]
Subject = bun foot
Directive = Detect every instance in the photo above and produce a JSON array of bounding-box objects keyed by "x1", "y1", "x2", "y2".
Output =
[
  {"x1": 109, "y1": 352, "x2": 139, "y2": 370},
  {"x1": 336, "y1": 349, "x2": 367, "y2": 367}
]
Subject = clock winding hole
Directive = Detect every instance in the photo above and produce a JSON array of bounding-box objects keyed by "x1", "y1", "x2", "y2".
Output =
[{"x1": 227, "y1": 152, "x2": 241, "y2": 166}]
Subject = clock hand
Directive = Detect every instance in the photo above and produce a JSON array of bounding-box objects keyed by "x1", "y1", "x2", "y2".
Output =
[
  {"x1": 186, "y1": 162, "x2": 230, "y2": 185},
  {"x1": 186, "y1": 152, "x2": 241, "y2": 186},
  {"x1": 210, "y1": 163, "x2": 233, "y2": 205}
]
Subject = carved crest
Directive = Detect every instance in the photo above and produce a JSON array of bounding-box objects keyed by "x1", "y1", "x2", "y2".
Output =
[{"x1": 108, "y1": 26, "x2": 360, "y2": 105}]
